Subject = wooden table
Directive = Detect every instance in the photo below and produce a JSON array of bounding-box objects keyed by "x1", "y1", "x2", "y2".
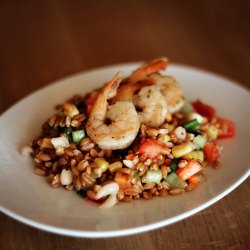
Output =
[{"x1": 0, "y1": 1, "x2": 249, "y2": 249}]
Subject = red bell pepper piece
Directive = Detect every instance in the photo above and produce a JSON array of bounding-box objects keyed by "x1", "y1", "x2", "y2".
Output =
[
  {"x1": 216, "y1": 118, "x2": 235, "y2": 139},
  {"x1": 192, "y1": 100, "x2": 216, "y2": 119}
]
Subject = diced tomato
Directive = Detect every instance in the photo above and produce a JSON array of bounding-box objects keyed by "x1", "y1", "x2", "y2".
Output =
[
  {"x1": 138, "y1": 139, "x2": 168, "y2": 159},
  {"x1": 164, "y1": 158, "x2": 172, "y2": 166},
  {"x1": 125, "y1": 153, "x2": 135, "y2": 160},
  {"x1": 192, "y1": 100, "x2": 216, "y2": 119},
  {"x1": 176, "y1": 160, "x2": 203, "y2": 180},
  {"x1": 188, "y1": 175, "x2": 200, "y2": 189},
  {"x1": 203, "y1": 143, "x2": 220, "y2": 164},
  {"x1": 188, "y1": 175, "x2": 200, "y2": 187},
  {"x1": 216, "y1": 118, "x2": 235, "y2": 139},
  {"x1": 114, "y1": 172, "x2": 132, "y2": 189}
]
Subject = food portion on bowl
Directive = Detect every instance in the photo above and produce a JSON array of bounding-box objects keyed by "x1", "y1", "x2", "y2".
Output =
[{"x1": 21, "y1": 58, "x2": 235, "y2": 208}]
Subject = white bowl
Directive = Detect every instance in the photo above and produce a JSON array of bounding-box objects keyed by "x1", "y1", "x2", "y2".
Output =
[{"x1": 0, "y1": 63, "x2": 249, "y2": 237}]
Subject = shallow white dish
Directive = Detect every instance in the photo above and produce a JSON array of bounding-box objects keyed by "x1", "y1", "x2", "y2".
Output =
[{"x1": 0, "y1": 63, "x2": 249, "y2": 238}]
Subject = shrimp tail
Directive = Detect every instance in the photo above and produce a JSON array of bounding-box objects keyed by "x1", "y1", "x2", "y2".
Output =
[
  {"x1": 101, "y1": 71, "x2": 122, "y2": 99},
  {"x1": 129, "y1": 57, "x2": 168, "y2": 83},
  {"x1": 141, "y1": 57, "x2": 168, "y2": 75}
]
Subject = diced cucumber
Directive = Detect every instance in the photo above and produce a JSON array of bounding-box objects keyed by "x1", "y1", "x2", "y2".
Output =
[
  {"x1": 72, "y1": 129, "x2": 85, "y2": 143},
  {"x1": 166, "y1": 172, "x2": 187, "y2": 188},
  {"x1": 193, "y1": 135, "x2": 207, "y2": 149},
  {"x1": 134, "y1": 173, "x2": 141, "y2": 182}
]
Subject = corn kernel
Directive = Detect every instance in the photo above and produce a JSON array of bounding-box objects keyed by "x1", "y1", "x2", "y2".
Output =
[
  {"x1": 207, "y1": 125, "x2": 219, "y2": 141},
  {"x1": 63, "y1": 103, "x2": 79, "y2": 118},
  {"x1": 109, "y1": 161, "x2": 123, "y2": 173},
  {"x1": 171, "y1": 142, "x2": 193, "y2": 158},
  {"x1": 158, "y1": 134, "x2": 170, "y2": 144},
  {"x1": 167, "y1": 124, "x2": 175, "y2": 132},
  {"x1": 183, "y1": 151, "x2": 204, "y2": 162},
  {"x1": 94, "y1": 158, "x2": 109, "y2": 172}
]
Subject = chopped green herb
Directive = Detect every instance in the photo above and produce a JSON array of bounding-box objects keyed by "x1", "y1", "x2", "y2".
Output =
[
  {"x1": 169, "y1": 158, "x2": 179, "y2": 172},
  {"x1": 184, "y1": 119, "x2": 200, "y2": 132}
]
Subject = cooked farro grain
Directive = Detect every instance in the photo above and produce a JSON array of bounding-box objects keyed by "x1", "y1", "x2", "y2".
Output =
[
  {"x1": 169, "y1": 188, "x2": 185, "y2": 195},
  {"x1": 44, "y1": 162, "x2": 52, "y2": 168},
  {"x1": 77, "y1": 160, "x2": 89, "y2": 172},
  {"x1": 81, "y1": 142, "x2": 95, "y2": 151},
  {"x1": 150, "y1": 163, "x2": 159, "y2": 171},
  {"x1": 51, "y1": 174, "x2": 61, "y2": 188},
  {"x1": 117, "y1": 189, "x2": 125, "y2": 200},
  {"x1": 133, "y1": 184, "x2": 143, "y2": 193},
  {"x1": 64, "y1": 148, "x2": 74, "y2": 157},
  {"x1": 143, "y1": 191, "x2": 153, "y2": 200},
  {"x1": 159, "y1": 189, "x2": 168, "y2": 197},
  {"x1": 34, "y1": 167, "x2": 46, "y2": 176},
  {"x1": 146, "y1": 128, "x2": 159, "y2": 137},
  {"x1": 74, "y1": 176, "x2": 82, "y2": 191},
  {"x1": 124, "y1": 188, "x2": 139, "y2": 196},
  {"x1": 65, "y1": 184, "x2": 74, "y2": 191},
  {"x1": 143, "y1": 158, "x2": 152, "y2": 166},
  {"x1": 123, "y1": 196, "x2": 132, "y2": 202},
  {"x1": 58, "y1": 157, "x2": 68, "y2": 166},
  {"x1": 37, "y1": 152, "x2": 51, "y2": 161},
  {"x1": 81, "y1": 172, "x2": 96, "y2": 187},
  {"x1": 116, "y1": 168, "x2": 133, "y2": 175},
  {"x1": 144, "y1": 182, "x2": 155, "y2": 190},
  {"x1": 71, "y1": 165, "x2": 80, "y2": 176}
]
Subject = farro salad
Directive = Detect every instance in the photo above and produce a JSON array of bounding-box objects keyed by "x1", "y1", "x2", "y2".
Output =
[{"x1": 22, "y1": 58, "x2": 235, "y2": 208}]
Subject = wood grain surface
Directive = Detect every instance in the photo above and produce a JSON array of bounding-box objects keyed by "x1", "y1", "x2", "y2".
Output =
[{"x1": 0, "y1": 1, "x2": 249, "y2": 249}]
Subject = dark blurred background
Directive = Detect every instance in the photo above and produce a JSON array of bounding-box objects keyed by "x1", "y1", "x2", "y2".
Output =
[{"x1": 0, "y1": 1, "x2": 249, "y2": 114}]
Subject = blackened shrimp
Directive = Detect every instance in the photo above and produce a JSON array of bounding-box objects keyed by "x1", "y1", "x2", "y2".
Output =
[
  {"x1": 133, "y1": 85, "x2": 168, "y2": 127},
  {"x1": 86, "y1": 73, "x2": 140, "y2": 150},
  {"x1": 129, "y1": 57, "x2": 184, "y2": 113},
  {"x1": 151, "y1": 74, "x2": 184, "y2": 113},
  {"x1": 113, "y1": 79, "x2": 167, "y2": 127}
]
